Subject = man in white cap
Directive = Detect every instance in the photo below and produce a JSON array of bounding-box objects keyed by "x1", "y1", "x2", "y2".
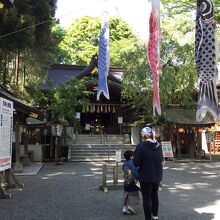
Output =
[{"x1": 133, "y1": 127, "x2": 163, "y2": 220}]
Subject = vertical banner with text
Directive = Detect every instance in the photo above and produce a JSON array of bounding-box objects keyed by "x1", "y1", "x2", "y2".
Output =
[{"x1": 0, "y1": 98, "x2": 13, "y2": 172}]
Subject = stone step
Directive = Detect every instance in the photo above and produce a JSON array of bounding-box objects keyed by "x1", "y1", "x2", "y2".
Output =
[
  {"x1": 71, "y1": 147, "x2": 129, "y2": 150},
  {"x1": 69, "y1": 143, "x2": 135, "y2": 162},
  {"x1": 69, "y1": 156, "x2": 126, "y2": 162},
  {"x1": 71, "y1": 147, "x2": 135, "y2": 152},
  {"x1": 71, "y1": 144, "x2": 135, "y2": 149},
  {"x1": 75, "y1": 140, "x2": 125, "y2": 144},
  {"x1": 71, "y1": 152, "x2": 123, "y2": 156},
  {"x1": 71, "y1": 150, "x2": 125, "y2": 154},
  {"x1": 71, "y1": 148, "x2": 134, "y2": 155},
  {"x1": 69, "y1": 158, "x2": 117, "y2": 162},
  {"x1": 71, "y1": 146, "x2": 135, "y2": 152},
  {"x1": 75, "y1": 134, "x2": 126, "y2": 144},
  {"x1": 76, "y1": 134, "x2": 125, "y2": 138},
  {"x1": 70, "y1": 154, "x2": 117, "y2": 158}
]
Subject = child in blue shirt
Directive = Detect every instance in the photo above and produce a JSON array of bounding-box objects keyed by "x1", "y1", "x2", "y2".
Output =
[{"x1": 122, "y1": 150, "x2": 139, "y2": 215}]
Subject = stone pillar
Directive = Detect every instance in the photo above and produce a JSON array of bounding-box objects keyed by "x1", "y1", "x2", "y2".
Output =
[
  {"x1": 54, "y1": 137, "x2": 58, "y2": 163},
  {"x1": 66, "y1": 126, "x2": 75, "y2": 160},
  {"x1": 66, "y1": 126, "x2": 75, "y2": 145},
  {"x1": 131, "y1": 127, "x2": 140, "y2": 145}
]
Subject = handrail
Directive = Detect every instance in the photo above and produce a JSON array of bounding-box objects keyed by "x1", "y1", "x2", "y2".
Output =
[{"x1": 103, "y1": 132, "x2": 108, "y2": 144}]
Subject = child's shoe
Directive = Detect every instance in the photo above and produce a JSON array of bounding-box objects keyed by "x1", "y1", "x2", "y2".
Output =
[
  {"x1": 152, "y1": 216, "x2": 159, "y2": 220},
  {"x1": 122, "y1": 206, "x2": 128, "y2": 214},
  {"x1": 127, "y1": 206, "x2": 136, "y2": 214}
]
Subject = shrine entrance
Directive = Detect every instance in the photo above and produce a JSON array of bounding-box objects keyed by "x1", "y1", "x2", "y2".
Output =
[
  {"x1": 79, "y1": 103, "x2": 123, "y2": 134},
  {"x1": 80, "y1": 112, "x2": 120, "y2": 134},
  {"x1": 43, "y1": 57, "x2": 134, "y2": 136}
]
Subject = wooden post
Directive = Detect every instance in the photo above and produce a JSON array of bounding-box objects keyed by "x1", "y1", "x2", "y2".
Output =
[
  {"x1": 14, "y1": 125, "x2": 22, "y2": 172},
  {"x1": 102, "y1": 164, "x2": 107, "y2": 187},
  {"x1": 22, "y1": 128, "x2": 30, "y2": 166},
  {"x1": 119, "y1": 124, "x2": 122, "y2": 135},
  {"x1": 0, "y1": 185, "x2": 11, "y2": 199},
  {"x1": 113, "y1": 162, "x2": 118, "y2": 184},
  {"x1": 100, "y1": 164, "x2": 108, "y2": 192},
  {"x1": 0, "y1": 168, "x2": 24, "y2": 199},
  {"x1": 177, "y1": 127, "x2": 181, "y2": 159},
  {"x1": 0, "y1": 171, "x2": 11, "y2": 199},
  {"x1": 24, "y1": 129, "x2": 28, "y2": 156},
  {"x1": 5, "y1": 168, "x2": 24, "y2": 189},
  {"x1": 55, "y1": 137, "x2": 63, "y2": 165},
  {"x1": 113, "y1": 167, "x2": 117, "y2": 184},
  {"x1": 55, "y1": 137, "x2": 58, "y2": 162}
]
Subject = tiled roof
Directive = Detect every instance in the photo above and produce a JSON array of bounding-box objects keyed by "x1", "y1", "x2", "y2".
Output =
[
  {"x1": 164, "y1": 108, "x2": 215, "y2": 126},
  {"x1": 0, "y1": 85, "x2": 45, "y2": 121},
  {"x1": 41, "y1": 55, "x2": 123, "y2": 90}
]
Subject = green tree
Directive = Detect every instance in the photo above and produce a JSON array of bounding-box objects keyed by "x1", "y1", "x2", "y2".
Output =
[
  {"x1": 122, "y1": 1, "x2": 201, "y2": 124},
  {"x1": 59, "y1": 16, "x2": 139, "y2": 66},
  {"x1": 0, "y1": 0, "x2": 58, "y2": 102},
  {"x1": 49, "y1": 76, "x2": 93, "y2": 126},
  {"x1": 50, "y1": 24, "x2": 66, "y2": 64},
  {"x1": 161, "y1": 0, "x2": 219, "y2": 15},
  {"x1": 121, "y1": 42, "x2": 153, "y2": 123}
]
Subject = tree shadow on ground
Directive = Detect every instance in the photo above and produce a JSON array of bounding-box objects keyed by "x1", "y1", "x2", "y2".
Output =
[{"x1": 160, "y1": 211, "x2": 215, "y2": 220}]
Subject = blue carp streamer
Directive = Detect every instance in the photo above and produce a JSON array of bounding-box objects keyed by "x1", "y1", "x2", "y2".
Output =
[
  {"x1": 97, "y1": 10, "x2": 110, "y2": 100},
  {"x1": 195, "y1": 0, "x2": 219, "y2": 121}
]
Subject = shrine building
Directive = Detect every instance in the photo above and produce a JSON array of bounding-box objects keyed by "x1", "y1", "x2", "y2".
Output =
[{"x1": 41, "y1": 55, "x2": 135, "y2": 136}]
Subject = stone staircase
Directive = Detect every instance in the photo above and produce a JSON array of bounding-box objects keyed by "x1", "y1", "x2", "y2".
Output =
[
  {"x1": 74, "y1": 134, "x2": 126, "y2": 144},
  {"x1": 69, "y1": 134, "x2": 135, "y2": 162}
]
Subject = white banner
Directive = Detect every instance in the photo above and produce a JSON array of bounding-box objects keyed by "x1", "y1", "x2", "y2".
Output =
[
  {"x1": 202, "y1": 131, "x2": 209, "y2": 153},
  {"x1": 0, "y1": 98, "x2": 13, "y2": 172}
]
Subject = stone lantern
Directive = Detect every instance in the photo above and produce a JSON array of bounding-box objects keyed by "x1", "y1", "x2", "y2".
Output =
[{"x1": 51, "y1": 121, "x2": 63, "y2": 164}]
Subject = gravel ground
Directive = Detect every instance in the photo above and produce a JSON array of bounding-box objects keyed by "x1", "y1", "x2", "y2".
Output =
[{"x1": 0, "y1": 161, "x2": 220, "y2": 220}]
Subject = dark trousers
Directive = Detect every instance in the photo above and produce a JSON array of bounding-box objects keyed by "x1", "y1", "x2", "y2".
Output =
[{"x1": 140, "y1": 182, "x2": 160, "y2": 220}]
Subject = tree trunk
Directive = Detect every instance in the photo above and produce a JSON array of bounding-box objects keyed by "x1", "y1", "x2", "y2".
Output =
[
  {"x1": 14, "y1": 49, "x2": 20, "y2": 85},
  {"x1": 23, "y1": 57, "x2": 26, "y2": 87},
  {"x1": 14, "y1": 125, "x2": 23, "y2": 172},
  {"x1": 2, "y1": 55, "x2": 7, "y2": 86}
]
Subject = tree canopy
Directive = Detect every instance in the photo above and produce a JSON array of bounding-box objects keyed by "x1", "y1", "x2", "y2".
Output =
[
  {"x1": 58, "y1": 16, "x2": 139, "y2": 66},
  {"x1": 0, "y1": 1, "x2": 219, "y2": 126},
  {"x1": 49, "y1": 76, "x2": 93, "y2": 125},
  {"x1": 121, "y1": 0, "x2": 219, "y2": 124},
  {"x1": 0, "y1": 0, "x2": 58, "y2": 104},
  {"x1": 161, "y1": 0, "x2": 220, "y2": 25}
]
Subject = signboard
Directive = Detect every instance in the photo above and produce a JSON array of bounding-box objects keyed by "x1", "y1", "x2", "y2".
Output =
[
  {"x1": 118, "y1": 117, "x2": 123, "y2": 124},
  {"x1": 52, "y1": 124, "x2": 63, "y2": 137},
  {"x1": 115, "y1": 150, "x2": 121, "y2": 162},
  {"x1": 76, "y1": 112, "x2": 81, "y2": 119},
  {"x1": 161, "y1": 141, "x2": 174, "y2": 159},
  {"x1": 0, "y1": 98, "x2": 13, "y2": 172}
]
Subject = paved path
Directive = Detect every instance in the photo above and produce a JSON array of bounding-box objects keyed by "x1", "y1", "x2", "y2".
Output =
[{"x1": 1, "y1": 161, "x2": 220, "y2": 220}]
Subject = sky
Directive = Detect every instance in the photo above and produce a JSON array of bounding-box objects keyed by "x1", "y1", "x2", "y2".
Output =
[{"x1": 55, "y1": 0, "x2": 151, "y2": 41}]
